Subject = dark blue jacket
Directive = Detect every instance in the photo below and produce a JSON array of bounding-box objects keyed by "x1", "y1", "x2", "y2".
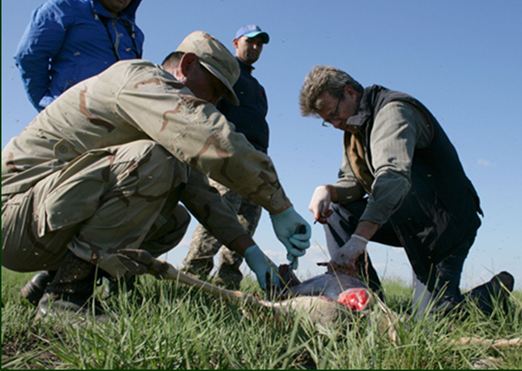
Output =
[
  {"x1": 14, "y1": 0, "x2": 144, "y2": 112},
  {"x1": 216, "y1": 58, "x2": 269, "y2": 153}
]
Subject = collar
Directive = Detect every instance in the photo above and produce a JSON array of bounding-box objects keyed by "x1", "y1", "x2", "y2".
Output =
[
  {"x1": 346, "y1": 88, "x2": 370, "y2": 127},
  {"x1": 236, "y1": 57, "x2": 255, "y2": 74},
  {"x1": 91, "y1": 0, "x2": 141, "y2": 20}
]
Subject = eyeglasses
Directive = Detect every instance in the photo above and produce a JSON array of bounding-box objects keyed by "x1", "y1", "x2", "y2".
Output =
[{"x1": 321, "y1": 97, "x2": 341, "y2": 127}]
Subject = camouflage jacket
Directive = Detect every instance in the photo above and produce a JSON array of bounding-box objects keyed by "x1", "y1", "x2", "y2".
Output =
[{"x1": 2, "y1": 59, "x2": 290, "y2": 244}]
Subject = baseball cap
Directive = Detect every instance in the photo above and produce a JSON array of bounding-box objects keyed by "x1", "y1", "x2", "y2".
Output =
[
  {"x1": 235, "y1": 25, "x2": 270, "y2": 44},
  {"x1": 176, "y1": 31, "x2": 240, "y2": 105}
]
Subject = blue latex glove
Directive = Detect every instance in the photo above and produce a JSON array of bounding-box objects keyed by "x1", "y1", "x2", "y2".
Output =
[
  {"x1": 270, "y1": 206, "x2": 311, "y2": 269},
  {"x1": 244, "y1": 245, "x2": 280, "y2": 290}
]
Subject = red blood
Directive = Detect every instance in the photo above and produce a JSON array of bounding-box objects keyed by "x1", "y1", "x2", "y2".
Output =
[{"x1": 337, "y1": 288, "x2": 370, "y2": 311}]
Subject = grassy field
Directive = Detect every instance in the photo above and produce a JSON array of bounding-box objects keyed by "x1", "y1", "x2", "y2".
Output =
[{"x1": 2, "y1": 268, "x2": 521, "y2": 370}]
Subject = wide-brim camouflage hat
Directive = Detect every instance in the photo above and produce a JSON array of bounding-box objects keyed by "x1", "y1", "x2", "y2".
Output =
[{"x1": 176, "y1": 31, "x2": 240, "y2": 105}]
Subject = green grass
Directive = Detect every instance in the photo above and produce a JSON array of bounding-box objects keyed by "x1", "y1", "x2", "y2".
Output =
[{"x1": 2, "y1": 268, "x2": 521, "y2": 369}]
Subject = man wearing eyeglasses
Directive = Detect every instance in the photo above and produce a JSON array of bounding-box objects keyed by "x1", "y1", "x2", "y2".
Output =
[{"x1": 299, "y1": 65, "x2": 513, "y2": 316}]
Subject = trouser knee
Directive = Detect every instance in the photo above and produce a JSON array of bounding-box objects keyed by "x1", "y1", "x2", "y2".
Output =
[
  {"x1": 141, "y1": 204, "x2": 191, "y2": 258},
  {"x1": 324, "y1": 202, "x2": 365, "y2": 256},
  {"x1": 1, "y1": 140, "x2": 188, "y2": 275}
]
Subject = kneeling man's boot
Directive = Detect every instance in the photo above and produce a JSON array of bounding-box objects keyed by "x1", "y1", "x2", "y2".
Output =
[
  {"x1": 464, "y1": 271, "x2": 514, "y2": 316},
  {"x1": 36, "y1": 251, "x2": 102, "y2": 320},
  {"x1": 21, "y1": 270, "x2": 57, "y2": 305}
]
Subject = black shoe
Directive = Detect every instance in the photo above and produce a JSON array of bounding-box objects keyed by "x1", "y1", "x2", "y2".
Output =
[
  {"x1": 21, "y1": 271, "x2": 57, "y2": 306},
  {"x1": 35, "y1": 251, "x2": 100, "y2": 321},
  {"x1": 496, "y1": 271, "x2": 515, "y2": 291},
  {"x1": 464, "y1": 271, "x2": 514, "y2": 315}
]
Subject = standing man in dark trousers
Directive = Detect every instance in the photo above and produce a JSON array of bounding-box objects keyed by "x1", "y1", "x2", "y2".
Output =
[{"x1": 183, "y1": 25, "x2": 274, "y2": 290}]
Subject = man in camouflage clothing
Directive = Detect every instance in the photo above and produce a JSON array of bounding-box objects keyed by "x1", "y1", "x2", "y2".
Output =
[
  {"x1": 183, "y1": 25, "x2": 272, "y2": 290},
  {"x1": 1, "y1": 31, "x2": 311, "y2": 318}
]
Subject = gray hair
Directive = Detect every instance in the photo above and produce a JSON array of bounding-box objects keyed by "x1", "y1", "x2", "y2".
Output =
[{"x1": 299, "y1": 65, "x2": 363, "y2": 117}]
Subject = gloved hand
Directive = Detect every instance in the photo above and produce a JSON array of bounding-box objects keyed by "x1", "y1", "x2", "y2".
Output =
[
  {"x1": 308, "y1": 185, "x2": 333, "y2": 224},
  {"x1": 270, "y1": 206, "x2": 311, "y2": 269},
  {"x1": 330, "y1": 234, "x2": 368, "y2": 273},
  {"x1": 244, "y1": 244, "x2": 280, "y2": 290}
]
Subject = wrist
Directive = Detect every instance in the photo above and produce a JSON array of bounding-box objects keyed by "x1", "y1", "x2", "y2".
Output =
[
  {"x1": 244, "y1": 245, "x2": 267, "y2": 272},
  {"x1": 270, "y1": 205, "x2": 294, "y2": 220},
  {"x1": 324, "y1": 185, "x2": 339, "y2": 202},
  {"x1": 244, "y1": 244, "x2": 260, "y2": 257},
  {"x1": 229, "y1": 234, "x2": 255, "y2": 256},
  {"x1": 354, "y1": 220, "x2": 379, "y2": 241},
  {"x1": 269, "y1": 197, "x2": 293, "y2": 215},
  {"x1": 244, "y1": 244, "x2": 265, "y2": 264},
  {"x1": 351, "y1": 234, "x2": 369, "y2": 244}
]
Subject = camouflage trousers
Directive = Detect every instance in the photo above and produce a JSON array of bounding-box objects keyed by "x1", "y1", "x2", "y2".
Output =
[
  {"x1": 2, "y1": 140, "x2": 190, "y2": 278},
  {"x1": 182, "y1": 179, "x2": 261, "y2": 289}
]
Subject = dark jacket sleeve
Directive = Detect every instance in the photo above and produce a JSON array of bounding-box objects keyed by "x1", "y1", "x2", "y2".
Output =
[{"x1": 180, "y1": 170, "x2": 247, "y2": 247}]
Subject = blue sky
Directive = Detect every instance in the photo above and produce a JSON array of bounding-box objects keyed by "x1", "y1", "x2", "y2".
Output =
[{"x1": 2, "y1": 0, "x2": 521, "y2": 290}]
